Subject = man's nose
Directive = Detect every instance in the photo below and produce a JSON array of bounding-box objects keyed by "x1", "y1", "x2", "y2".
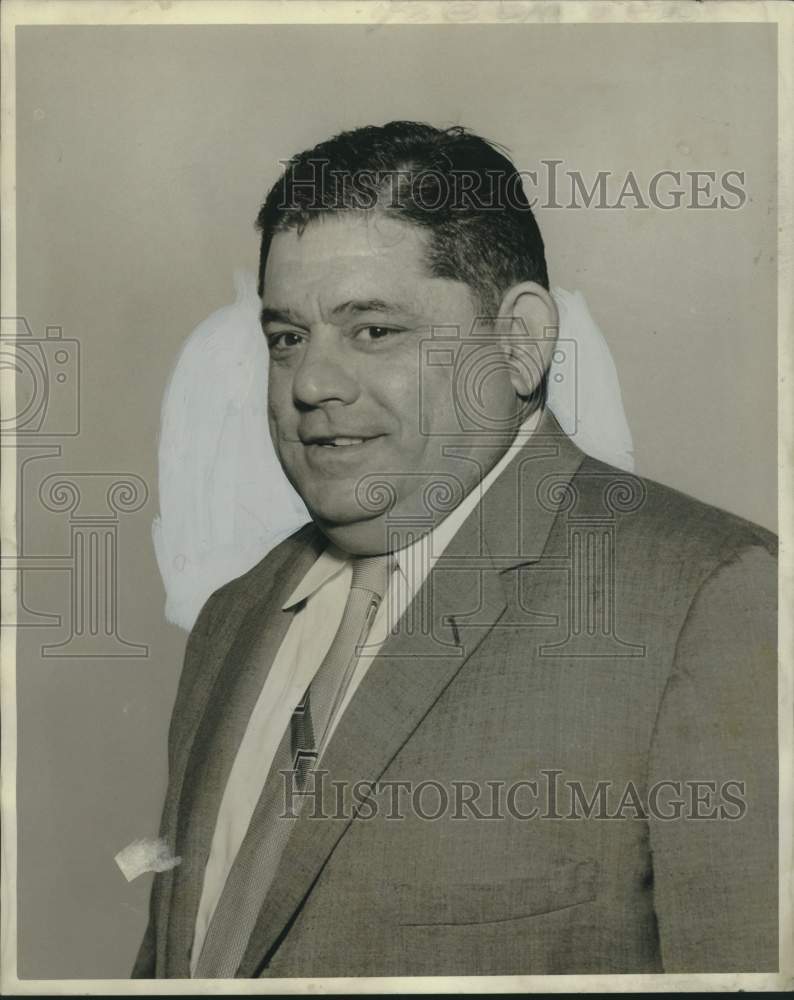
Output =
[{"x1": 292, "y1": 335, "x2": 360, "y2": 409}]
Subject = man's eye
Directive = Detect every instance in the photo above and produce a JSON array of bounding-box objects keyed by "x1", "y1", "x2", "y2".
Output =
[
  {"x1": 267, "y1": 331, "x2": 304, "y2": 352},
  {"x1": 356, "y1": 325, "x2": 400, "y2": 342}
]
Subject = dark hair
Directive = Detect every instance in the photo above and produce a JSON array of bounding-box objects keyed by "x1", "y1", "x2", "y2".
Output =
[{"x1": 255, "y1": 120, "x2": 549, "y2": 317}]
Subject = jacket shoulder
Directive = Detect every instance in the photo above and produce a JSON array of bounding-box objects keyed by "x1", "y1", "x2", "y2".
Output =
[{"x1": 573, "y1": 454, "x2": 777, "y2": 563}]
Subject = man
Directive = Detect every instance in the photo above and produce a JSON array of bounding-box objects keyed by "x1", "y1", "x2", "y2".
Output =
[{"x1": 133, "y1": 122, "x2": 777, "y2": 978}]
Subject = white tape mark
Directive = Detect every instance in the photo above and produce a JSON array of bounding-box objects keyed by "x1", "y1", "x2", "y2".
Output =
[{"x1": 115, "y1": 837, "x2": 182, "y2": 882}]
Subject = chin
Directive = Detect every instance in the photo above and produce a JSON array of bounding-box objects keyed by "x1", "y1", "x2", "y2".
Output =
[
  {"x1": 302, "y1": 489, "x2": 373, "y2": 528},
  {"x1": 315, "y1": 515, "x2": 396, "y2": 557},
  {"x1": 299, "y1": 470, "x2": 399, "y2": 527}
]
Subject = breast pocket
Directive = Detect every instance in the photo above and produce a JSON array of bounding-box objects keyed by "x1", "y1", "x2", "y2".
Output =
[{"x1": 397, "y1": 857, "x2": 599, "y2": 927}]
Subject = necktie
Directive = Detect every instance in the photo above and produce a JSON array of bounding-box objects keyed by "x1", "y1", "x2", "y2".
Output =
[{"x1": 193, "y1": 554, "x2": 395, "y2": 978}]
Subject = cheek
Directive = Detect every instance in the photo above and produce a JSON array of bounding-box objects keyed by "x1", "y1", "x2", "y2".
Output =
[
  {"x1": 479, "y1": 367, "x2": 517, "y2": 418},
  {"x1": 366, "y1": 354, "x2": 422, "y2": 427},
  {"x1": 421, "y1": 363, "x2": 458, "y2": 427},
  {"x1": 267, "y1": 369, "x2": 295, "y2": 424}
]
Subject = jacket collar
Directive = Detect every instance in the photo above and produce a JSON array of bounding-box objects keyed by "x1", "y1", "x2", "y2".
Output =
[{"x1": 480, "y1": 404, "x2": 586, "y2": 569}]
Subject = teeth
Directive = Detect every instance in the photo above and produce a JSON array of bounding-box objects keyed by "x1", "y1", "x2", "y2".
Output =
[
  {"x1": 330, "y1": 437, "x2": 364, "y2": 447},
  {"x1": 314, "y1": 437, "x2": 367, "y2": 447}
]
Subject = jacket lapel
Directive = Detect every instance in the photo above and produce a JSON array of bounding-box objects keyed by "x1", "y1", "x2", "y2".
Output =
[
  {"x1": 238, "y1": 408, "x2": 587, "y2": 976},
  {"x1": 162, "y1": 528, "x2": 324, "y2": 977}
]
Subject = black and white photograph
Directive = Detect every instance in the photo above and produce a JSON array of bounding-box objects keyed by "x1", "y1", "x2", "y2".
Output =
[{"x1": 1, "y1": 0, "x2": 791, "y2": 993}]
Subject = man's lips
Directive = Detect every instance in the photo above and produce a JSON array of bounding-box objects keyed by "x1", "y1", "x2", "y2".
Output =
[{"x1": 300, "y1": 434, "x2": 383, "y2": 448}]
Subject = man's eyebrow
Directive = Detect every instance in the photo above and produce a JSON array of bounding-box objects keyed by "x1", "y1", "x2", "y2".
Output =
[
  {"x1": 259, "y1": 306, "x2": 306, "y2": 327},
  {"x1": 260, "y1": 299, "x2": 413, "y2": 327},
  {"x1": 330, "y1": 299, "x2": 409, "y2": 317}
]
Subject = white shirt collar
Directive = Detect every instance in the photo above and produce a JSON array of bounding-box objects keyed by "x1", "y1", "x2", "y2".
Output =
[{"x1": 282, "y1": 406, "x2": 543, "y2": 611}]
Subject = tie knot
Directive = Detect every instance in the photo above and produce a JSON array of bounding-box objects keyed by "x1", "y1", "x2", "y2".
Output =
[{"x1": 350, "y1": 553, "x2": 396, "y2": 601}]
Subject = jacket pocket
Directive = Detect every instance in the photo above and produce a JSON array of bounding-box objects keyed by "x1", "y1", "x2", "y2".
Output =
[{"x1": 397, "y1": 857, "x2": 598, "y2": 927}]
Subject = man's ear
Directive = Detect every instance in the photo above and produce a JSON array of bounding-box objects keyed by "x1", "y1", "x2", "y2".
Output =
[{"x1": 497, "y1": 281, "x2": 559, "y2": 398}]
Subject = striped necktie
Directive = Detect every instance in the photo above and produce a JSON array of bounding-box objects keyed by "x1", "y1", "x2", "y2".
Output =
[{"x1": 193, "y1": 553, "x2": 395, "y2": 978}]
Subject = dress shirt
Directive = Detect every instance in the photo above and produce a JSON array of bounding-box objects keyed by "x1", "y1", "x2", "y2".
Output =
[{"x1": 189, "y1": 407, "x2": 542, "y2": 973}]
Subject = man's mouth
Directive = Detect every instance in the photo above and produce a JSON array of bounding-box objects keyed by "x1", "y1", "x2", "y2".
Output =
[
  {"x1": 303, "y1": 434, "x2": 381, "y2": 448},
  {"x1": 315, "y1": 436, "x2": 367, "y2": 448}
]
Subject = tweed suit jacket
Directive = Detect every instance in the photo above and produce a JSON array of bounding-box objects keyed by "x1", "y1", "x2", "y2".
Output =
[{"x1": 133, "y1": 410, "x2": 778, "y2": 977}]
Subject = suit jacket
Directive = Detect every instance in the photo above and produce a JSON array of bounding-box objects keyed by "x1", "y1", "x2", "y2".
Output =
[{"x1": 133, "y1": 410, "x2": 778, "y2": 977}]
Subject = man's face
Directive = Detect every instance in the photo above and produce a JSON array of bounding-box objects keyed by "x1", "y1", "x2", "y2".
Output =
[{"x1": 262, "y1": 213, "x2": 525, "y2": 554}]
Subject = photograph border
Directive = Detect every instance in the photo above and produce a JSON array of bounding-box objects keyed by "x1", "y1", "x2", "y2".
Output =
[{"x1": 1, "y1": 0, "x2": 791, "y2": 994}]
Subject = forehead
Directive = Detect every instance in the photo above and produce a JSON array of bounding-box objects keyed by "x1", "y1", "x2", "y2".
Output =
[{"x1": 262, "y1": 213, "x2": 441, "y2": 313}]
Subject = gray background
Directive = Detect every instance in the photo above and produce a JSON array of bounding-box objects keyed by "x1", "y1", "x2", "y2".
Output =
[{"x1": 14, "y1": 23, "x2": 777, "y2": 978}]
